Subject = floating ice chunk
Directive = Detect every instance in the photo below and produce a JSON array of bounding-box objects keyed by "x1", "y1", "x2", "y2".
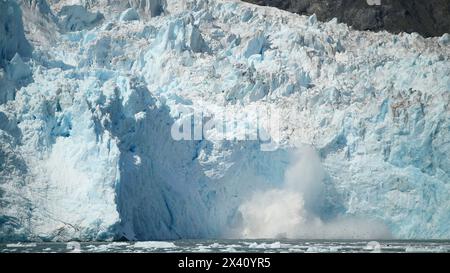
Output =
[
  {"x1": 87, "y1": 242, "x2": 131, "y2": 252},
  {"x1": 224, "y1": 247, "x2": 237, "y2": 252},
  {"x1": 6, "y1": 243, "x2": 37, "y2": 248},
  {"x1": 120, "y1": 8, "x2": 140, "y2": 22},
  {"x1": 405, "y1": 246, "x2": 440, "y2": 253},
  {"x1": 132, "y1": 241, "x2": 176, "y2": 248},
  {"x1": 248, "y1": 242, "x2": 282, "y2": 249},
  {"x1": 133, "y1": 155, "x2": 142, "y2": 165},
  {"x1": 364, "y1": 241, "x2": 381, "y2": 253},
  {"x1": 2, "y1": 0, "x2": 450, "y2": 243}
]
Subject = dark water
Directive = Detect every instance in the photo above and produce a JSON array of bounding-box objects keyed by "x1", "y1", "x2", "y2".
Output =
[{"x1": 2, "y1": 240, "x2": 450, "y2": 253}]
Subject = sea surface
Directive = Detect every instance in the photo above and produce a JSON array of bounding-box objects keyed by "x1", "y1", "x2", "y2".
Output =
[{"x1": 1, "y1": 240, "x2": 450, "y2": 253}]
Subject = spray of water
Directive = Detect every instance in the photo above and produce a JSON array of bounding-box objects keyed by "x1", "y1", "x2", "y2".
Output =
[{"x1": 237, "y1": 145, "x2": 391, "y2": 239}]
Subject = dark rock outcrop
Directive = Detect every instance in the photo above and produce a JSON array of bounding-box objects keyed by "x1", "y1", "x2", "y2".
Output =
[{"x1": 243, "y1": 0, "x2": 450, "y2": 38}]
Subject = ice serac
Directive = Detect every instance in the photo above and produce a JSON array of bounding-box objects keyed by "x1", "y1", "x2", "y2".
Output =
[
  {"x1": 6, "y1": 53, "x2": 32, "y2": 81},
  {"x1": 58, "y1": 5, "x2": 104, "y2": 31},
  {"x1": 120, "y1": 8, "x2": 140, "y2": 22},
  {"x1": 128, "y1": 0, "x2": 166, "y2": 17},
  {"x1": 0, "y1": 0, "x2": 449, "y2": 242},
  {"x1": 0, "y1": 0, "x2": 33, "y2": 105},
  {"x1": 0, "y1": 0, "x2": 32, "y2": 68}
]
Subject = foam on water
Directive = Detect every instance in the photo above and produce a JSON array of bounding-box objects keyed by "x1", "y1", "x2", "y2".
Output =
[{"x1": 2, "y1": 240, "x2": 450, "y2": 253}]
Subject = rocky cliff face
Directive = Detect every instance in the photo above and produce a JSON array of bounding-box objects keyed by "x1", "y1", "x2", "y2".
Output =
[{"x1": 243, "y1": 0, "x2": 450, "y2": 37}]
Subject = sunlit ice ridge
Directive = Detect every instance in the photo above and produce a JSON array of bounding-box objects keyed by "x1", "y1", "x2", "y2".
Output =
[{"x1": 0, "y1": 0, "x2": 449, "y2": 242}]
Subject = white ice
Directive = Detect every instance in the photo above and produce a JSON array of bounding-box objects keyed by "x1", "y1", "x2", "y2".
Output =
[{"x1": 0, "y1": 0, "x2": 449, "y2": 241}]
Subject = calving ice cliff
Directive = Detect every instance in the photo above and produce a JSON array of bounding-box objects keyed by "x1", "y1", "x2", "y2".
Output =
[{"x1": 0, "y1": 0, "x2": 449, "y2": 242}]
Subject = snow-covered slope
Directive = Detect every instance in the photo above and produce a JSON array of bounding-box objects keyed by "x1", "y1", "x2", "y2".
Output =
[{"x1": 0, "y1": 0, "x2": 449, "y2": 241}]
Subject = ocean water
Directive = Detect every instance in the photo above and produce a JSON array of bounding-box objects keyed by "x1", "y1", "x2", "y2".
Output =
[{"x1": 1, "y1": 240, "x2": 450, "y2": 253}]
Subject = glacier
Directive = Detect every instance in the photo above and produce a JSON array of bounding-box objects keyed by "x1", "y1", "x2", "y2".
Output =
[{"x1": 0, "y1": 0, "x2": 449, "y2": 242}]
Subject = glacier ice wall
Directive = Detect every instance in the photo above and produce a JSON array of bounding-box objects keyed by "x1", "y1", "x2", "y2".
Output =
[
  {"x1": 0, "y1": 0, "x2": 32, "y2": 68},
  {"x1": 0, "y1": 0, "x2": 449, "y2": 241},
  {"x1": 0, "y1": 0, "x2": 33, "y2": 105}
]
